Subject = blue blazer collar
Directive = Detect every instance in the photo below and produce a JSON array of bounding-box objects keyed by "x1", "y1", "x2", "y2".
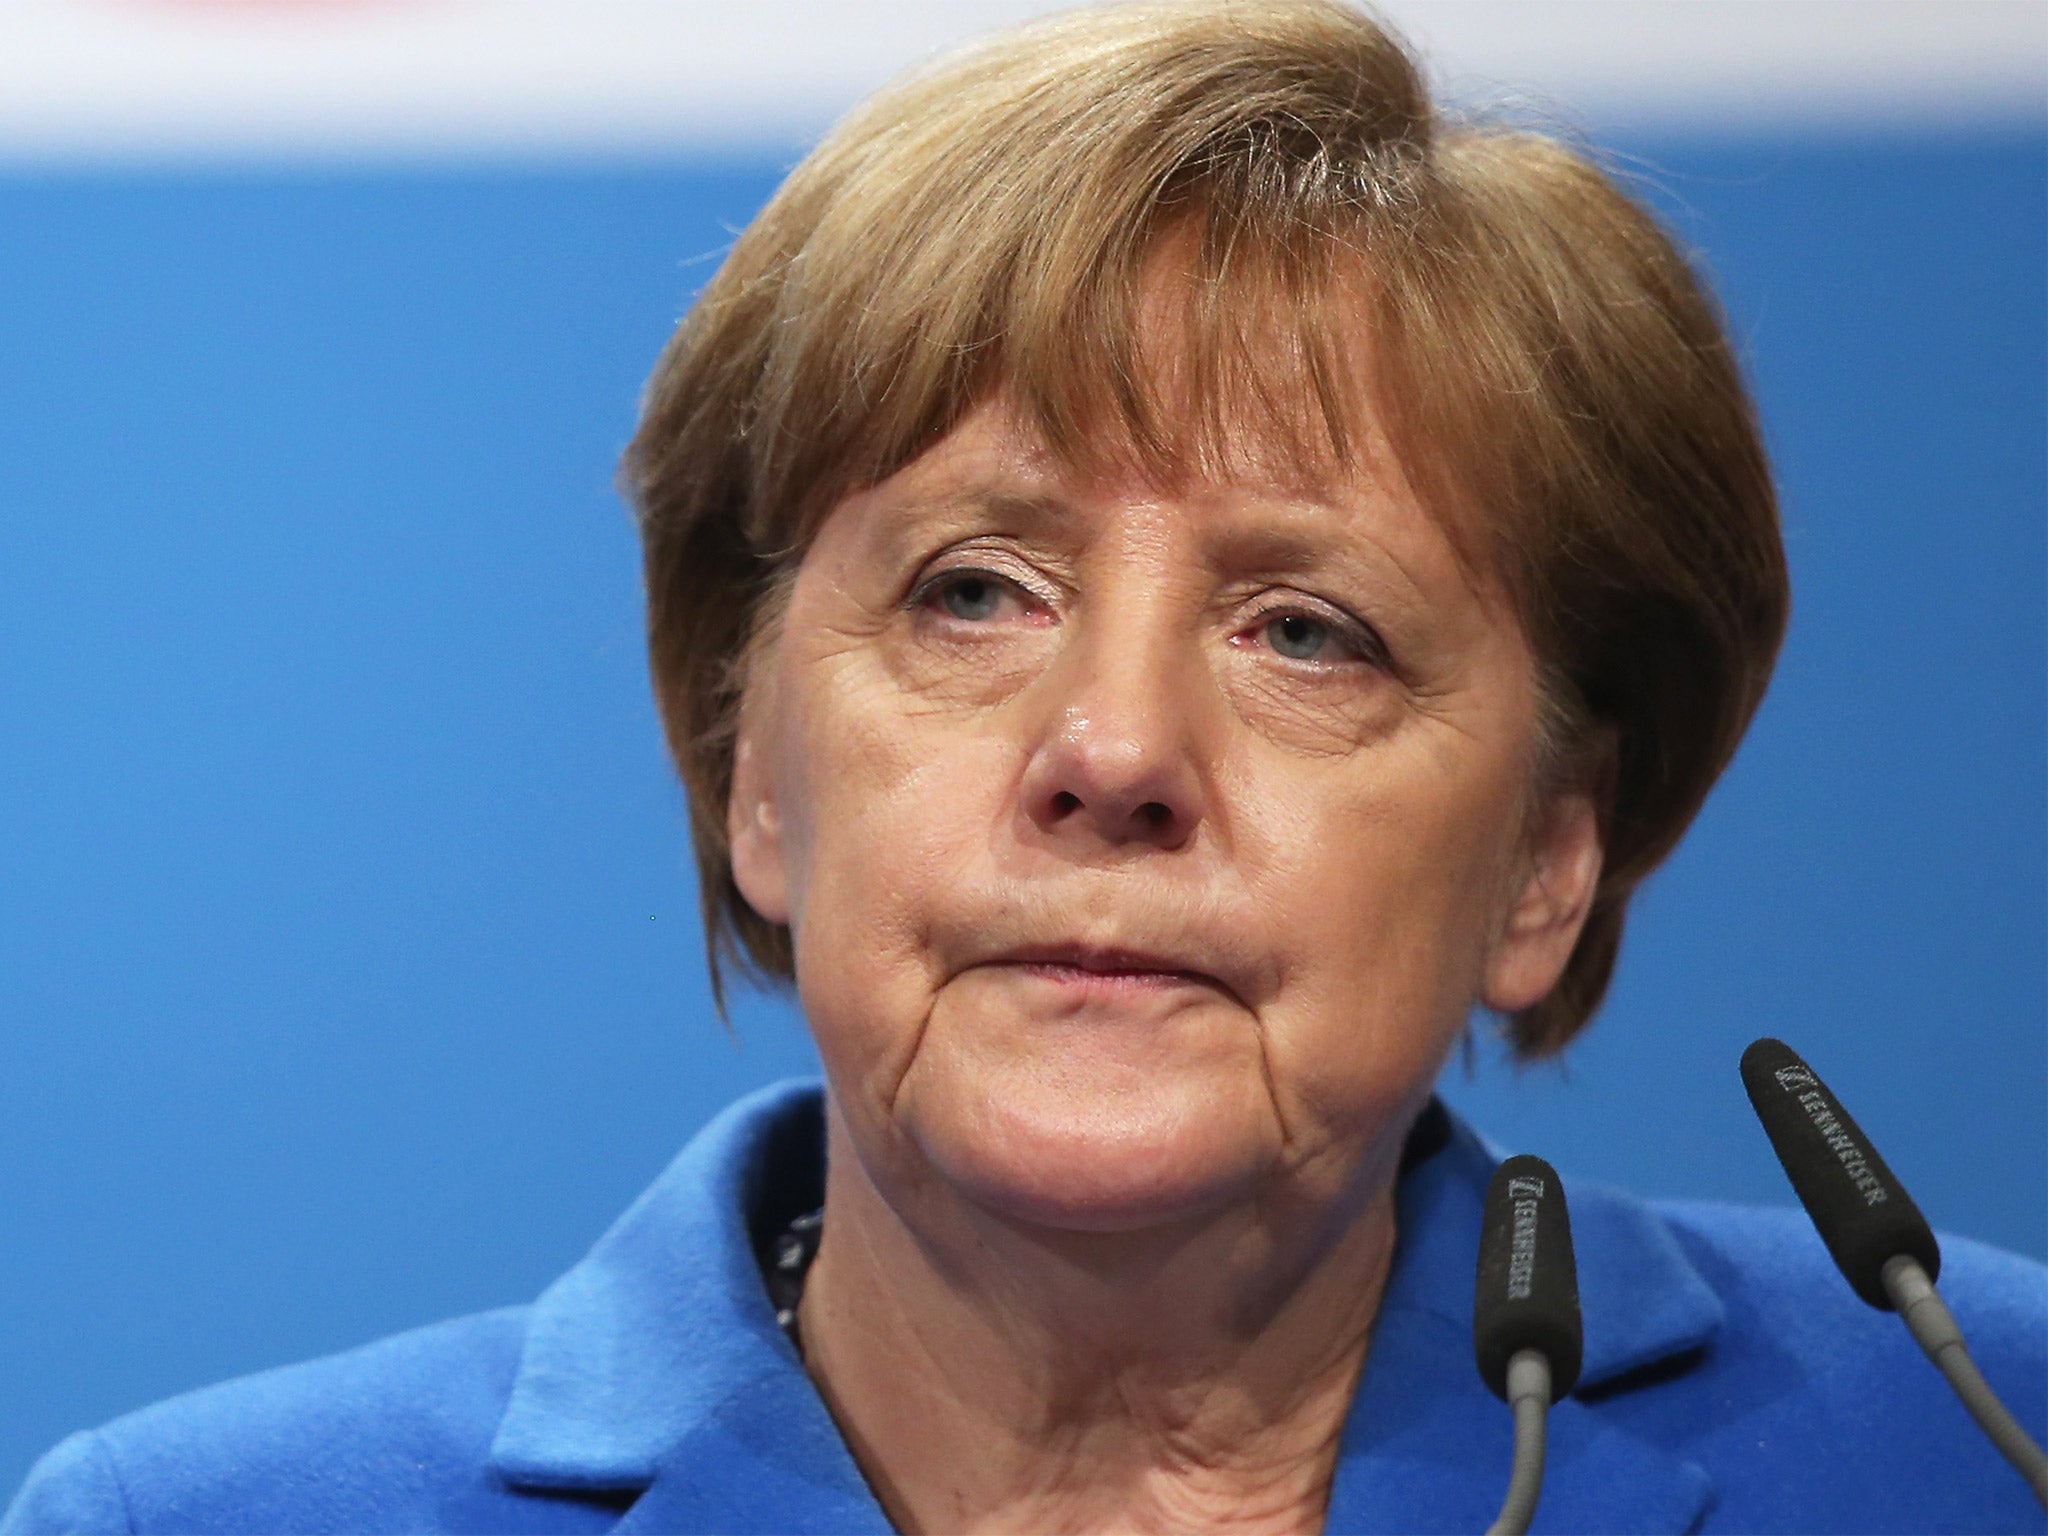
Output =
[
  {"x1": 1384, "y1": 1106, "x2": 1726, "y2": 1391},
  {"x1": 488, "y1": 1082, "x2": 1724, "y2": 1532},
  {"x1": 1324, "y1": 1106, "x2": 1721, "y2": 1532},
  {"x1": 487, "y1": 1081, "x2": 849, "y2": 1492}
]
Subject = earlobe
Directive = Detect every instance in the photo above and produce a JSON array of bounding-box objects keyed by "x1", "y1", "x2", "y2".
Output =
[
  {"x1": 727, "y1": 730, "x2": 792, "y2": 926},
  {"x1": 1480, "y1": 789, "x2": 1605, "y2": 1015}
]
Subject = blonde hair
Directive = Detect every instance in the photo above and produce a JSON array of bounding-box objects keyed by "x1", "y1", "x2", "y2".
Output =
[{"x1": 625, "y1": 0, "x2": 1789, "y2": 1055}]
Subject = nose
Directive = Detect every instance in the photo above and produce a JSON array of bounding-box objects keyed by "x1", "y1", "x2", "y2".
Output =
[{"x1": 1019, "y1": 633, "x2": 1208, "y2": 854}]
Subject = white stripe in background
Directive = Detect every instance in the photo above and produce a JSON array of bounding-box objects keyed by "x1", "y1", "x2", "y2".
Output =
[{"x1": 0, "y1": 0, "x2": 2039, "y2": 162}]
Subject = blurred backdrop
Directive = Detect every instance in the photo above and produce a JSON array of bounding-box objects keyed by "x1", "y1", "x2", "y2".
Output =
[{"x1": 1, "y1": 0, "x2": 2042, "y2": 1493}]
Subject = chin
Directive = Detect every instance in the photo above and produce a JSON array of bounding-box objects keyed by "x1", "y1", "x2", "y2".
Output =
[{"x1": 899, "y1": 1063, "x2": 1283, "y2": 1235}]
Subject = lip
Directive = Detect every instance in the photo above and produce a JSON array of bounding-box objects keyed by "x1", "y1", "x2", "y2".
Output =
[{"x1": 981, "y1": 942, "x2": 1230, "y2": 995}]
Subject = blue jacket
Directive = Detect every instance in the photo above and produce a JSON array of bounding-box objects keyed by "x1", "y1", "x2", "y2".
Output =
[{"x1": 7, "y1": 1080, "x2": 2045, "y2": 1534}]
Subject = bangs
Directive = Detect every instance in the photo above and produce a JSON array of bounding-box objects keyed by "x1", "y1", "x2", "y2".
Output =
[
  {"x1": 732, "y1": 0, "x2": 1438, "y2": 556},
  {"x1": 1020, "y1": 191, "x2": 1398, "y2": 495}
]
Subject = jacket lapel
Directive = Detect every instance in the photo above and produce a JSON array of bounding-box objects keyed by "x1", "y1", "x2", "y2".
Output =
[
  {"x1": 1323, "y1": 1110, "x2": 1721, "y2": 1534},
  {"x1": 604, "y1": 1367, "x2": 891, "y2": 1536},
  {"x1": 486, "y1": 1083, "x2": 842, "y2": 1493},
  {"x1": 1324, "y1": 1304, "x2": 1713, "y2": 1534}
]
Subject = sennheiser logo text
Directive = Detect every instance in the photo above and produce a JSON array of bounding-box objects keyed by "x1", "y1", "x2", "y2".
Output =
[
  {"x1": 1505, "y1": 1177, "x2": 1544, "y2": 1300},
  {"x1": 1793, "y1": 1091, "x2": 1888, "y2": 1206}
]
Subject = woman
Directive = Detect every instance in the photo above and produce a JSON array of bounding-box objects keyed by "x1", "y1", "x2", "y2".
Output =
[{"x1": 8, "y1": 2, "x2": 2044, "y2": 1532}]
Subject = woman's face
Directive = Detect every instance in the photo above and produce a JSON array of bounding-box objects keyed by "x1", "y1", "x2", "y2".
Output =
[{"x1": 728, "y1": 398, "x2": 1599, "y2": 1236}]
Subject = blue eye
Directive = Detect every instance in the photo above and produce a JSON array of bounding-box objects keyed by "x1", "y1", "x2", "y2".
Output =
[
  {"x1": 938, "y1": 574, "x2": 1003, "y2": 621},
  {"x1": 1267, "y1": 613, "x2": 1334, "y2": 661},
  {"x1": 907, "y1": 563, "x2": 1049, "y2": 629}
]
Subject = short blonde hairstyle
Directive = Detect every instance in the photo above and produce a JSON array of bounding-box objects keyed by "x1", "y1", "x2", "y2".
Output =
[{"x1": 625, "y1": 0, "x2": 1789, "y2": 1056}]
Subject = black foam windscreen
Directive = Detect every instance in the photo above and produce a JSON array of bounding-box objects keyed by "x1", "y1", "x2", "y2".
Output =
[
  {"x1": 1473, "y1": 1153, "x2": 1582, "y2": 1402},
  {"x1": 1740, "y1": 1037, "x2": 1940, "y2": 1310}
]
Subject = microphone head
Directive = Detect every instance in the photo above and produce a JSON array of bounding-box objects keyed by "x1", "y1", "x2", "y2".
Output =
[
  {"x1": 1473, "y1": 1153, "x2": 1582, "y2": 1402},
  {"x1": 1740, "y1": 1037, "x2": 1940, "y2": 1310}
]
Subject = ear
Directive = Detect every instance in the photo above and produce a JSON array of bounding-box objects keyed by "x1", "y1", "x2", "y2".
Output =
[
  {"x1": 727, "y1": 719, "x2": 791, "y2": 927},
  {"x1": 1480, "y1": 786, "x2": 1606, "y2": 1016}
]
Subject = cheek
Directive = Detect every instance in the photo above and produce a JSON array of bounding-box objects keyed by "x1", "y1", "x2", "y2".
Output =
[
  {"x1": 1233, "y1": 742, "x2": 1523, "y2": 1135},
  {"x1": 774, "y1": 663, "x2": 1024, "y2": 1086}
]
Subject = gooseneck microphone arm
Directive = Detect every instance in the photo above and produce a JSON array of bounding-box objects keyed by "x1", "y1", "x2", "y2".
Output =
[
  {"x1": 1473, "y1": 1154, "x2": 1583, "y2": 1536},
  {"x1": 1883, "y1": 1254, "x2": 2048, "y2": 1504},
  {"x1": 1489, "y1": 1350, "x2": 1553, "y2": 1536},
  {"x1": 1741, "y1": 1038, "x2": 2048, "y2": 1510}
]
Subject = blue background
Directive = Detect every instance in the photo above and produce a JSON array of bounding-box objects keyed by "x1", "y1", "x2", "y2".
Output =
[{"x1": 2, "y1": 132, "x2": 2042, "y2": 1489}]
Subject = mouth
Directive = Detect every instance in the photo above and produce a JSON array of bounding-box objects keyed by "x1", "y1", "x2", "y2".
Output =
[{"x1": 982, "y1": 942, "x2": 1231, "y2": 998}]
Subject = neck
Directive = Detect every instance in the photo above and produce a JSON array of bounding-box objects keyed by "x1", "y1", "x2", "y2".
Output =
[{"x1": 796, "y1": 1102, "x2": 1412, "y2": 1536}]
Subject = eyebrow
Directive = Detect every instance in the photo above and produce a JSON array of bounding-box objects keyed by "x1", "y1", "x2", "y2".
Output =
[
  {"x1": 1202, "y1": 501, "x2": 1388, "y2": 579},
  {"x1": 1206, "y1": 520, "x2": 1328, "y2": 574},
  {"x1": 949, "y1": 488, "x2": 1073, "y2": 529},
  {"x1": 868, "y1": 485, "x2": 1070, "y2": 553}
]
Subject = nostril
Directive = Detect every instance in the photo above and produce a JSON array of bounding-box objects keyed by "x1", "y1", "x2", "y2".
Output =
[
  {"x1": 1137, "y1": 801, "x2": 1172, "y2": 831},
  {"x1": 1051, "y1": 790, "x2": 1082, "y2": 817}
]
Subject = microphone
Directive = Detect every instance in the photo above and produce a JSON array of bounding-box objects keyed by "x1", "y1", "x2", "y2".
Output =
[
  {"x1": 1473, "y1": 1154, "x2": 1582, "y2": 1536},
  {"x1": 1741, "y1": 1037, "x2": 2048, "y2": 1509},
  {"x1": 1739, "y1": 1036, "x2": 1937, "y2": 1308}
]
